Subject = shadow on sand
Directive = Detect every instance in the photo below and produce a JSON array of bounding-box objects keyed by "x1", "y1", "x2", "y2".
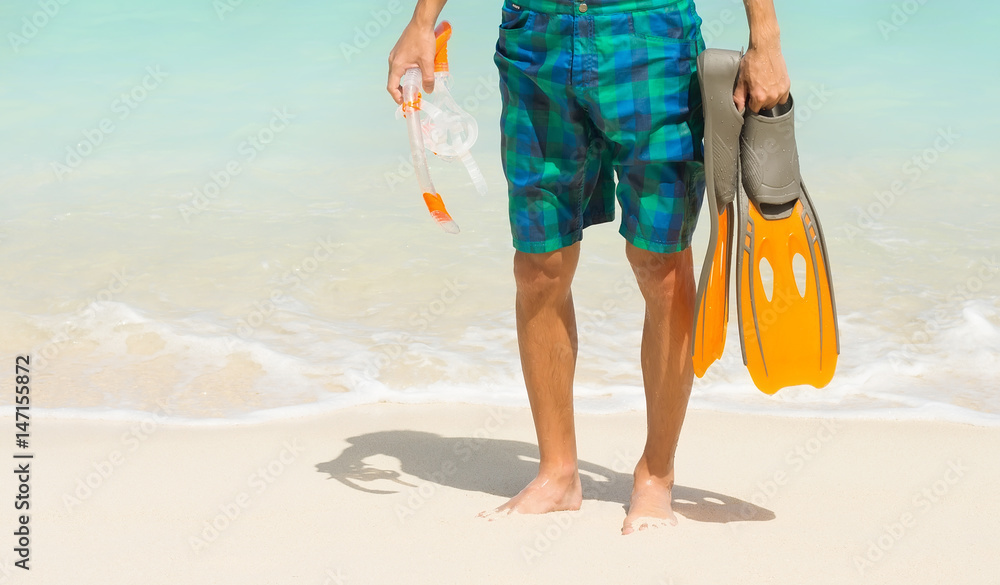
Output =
[{"x1": 316, "y1": 430, "x2": 774, "y2": 523}]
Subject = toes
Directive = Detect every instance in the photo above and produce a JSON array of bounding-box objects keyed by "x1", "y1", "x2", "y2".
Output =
[
  {"x1": 477, "y1": 507, "x2": 512, "y2": 521},
  {"x1": 622, "y1": 515, "x2": 676, "y2": 534}
]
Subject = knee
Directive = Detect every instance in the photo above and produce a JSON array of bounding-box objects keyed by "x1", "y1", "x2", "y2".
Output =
[
  {"x1": 513, "y1": 245, "x2": 579, "y2": 302},
  {"x1": 626, "y1": 245, "x2": 693, "y2": 305}
]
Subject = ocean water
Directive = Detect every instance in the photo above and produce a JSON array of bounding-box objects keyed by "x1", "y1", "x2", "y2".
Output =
[{"x1": 1, "y1": 0, "x2": 998, "y2": 424}]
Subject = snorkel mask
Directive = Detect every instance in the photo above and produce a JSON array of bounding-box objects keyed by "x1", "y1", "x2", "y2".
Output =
[{"x1": 397, "y1": 22, "x2": 487, "y2": 233}]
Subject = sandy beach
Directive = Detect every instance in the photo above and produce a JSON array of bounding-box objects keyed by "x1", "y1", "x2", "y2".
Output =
[
  {"x1": 3, "y1": 0, "x2": 999, "y2": 583},
  {"x1": 5, "y1": 403, "x2": 997, "y2": 584}
]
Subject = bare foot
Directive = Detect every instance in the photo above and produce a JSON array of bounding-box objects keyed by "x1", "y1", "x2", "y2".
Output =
[
  {"x1": 479, "y1": 469, "x2": 582, "y2": 518},
  {"x1": 622, "y1": 466, "x2": 677, "y2": 535}
]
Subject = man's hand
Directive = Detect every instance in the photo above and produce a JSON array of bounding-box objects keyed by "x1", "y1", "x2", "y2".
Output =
[
  {"x1": 387, "y1": 1, "x2": 448, "y2": 105},
  {"x1": 733, "y1": 45, "x2": 790, "y2": 113},
  {"x1": 734, "y1": 0, "x2": 790, "y2": 113}
]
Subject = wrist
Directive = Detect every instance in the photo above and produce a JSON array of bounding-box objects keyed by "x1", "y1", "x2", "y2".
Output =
[
  {"x1": 411, "y1": 1, "x2": 443, "y2": 29},
  {"x1": 411, "y1": 13, "x2": 436, "y2": 30},
  {"x1": 748, "y1": 25, "x2": 781, "y2": 52},
  {"x1": 743, "y1": 0, "x2": 781, "y2": 52}
]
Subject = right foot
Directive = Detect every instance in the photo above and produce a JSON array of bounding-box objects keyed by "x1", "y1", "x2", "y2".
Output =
[{"x1": 478, "y1": 470, "x2": 582, "y2": 518}]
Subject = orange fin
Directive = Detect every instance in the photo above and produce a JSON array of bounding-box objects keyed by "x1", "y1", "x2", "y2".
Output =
[
  {"x1": 693, "y1": 203, "x2": 734, "y2": 377},
  {"x1": 737, "y1": 194, "x2": 839, "y2": 394}
]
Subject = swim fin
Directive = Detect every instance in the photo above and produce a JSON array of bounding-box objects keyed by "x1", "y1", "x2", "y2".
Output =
[
  {"x1": 692, "y1": 49, "x2": 742, "y2": 377},
  {"x1": 692, "y1": 48, "x2": 840, "y2": 394},
  {"x1": 737, "y1": 94, "x2": 839, "y2": 394}
]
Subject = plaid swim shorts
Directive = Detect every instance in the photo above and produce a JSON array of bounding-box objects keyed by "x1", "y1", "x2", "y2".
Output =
[{"x1": 494, "y1": 0, "x2": 706, "y2": 254}]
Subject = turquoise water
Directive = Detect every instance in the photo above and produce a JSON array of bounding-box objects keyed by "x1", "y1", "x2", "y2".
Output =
[{"x1": 1, "y1": 0, "x2": 998, "y2": 423}]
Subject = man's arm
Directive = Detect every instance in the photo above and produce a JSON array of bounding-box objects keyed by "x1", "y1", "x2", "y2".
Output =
[
  {"x1": 733, "y1": 0, "x2": 791, "y2": 113},
  {"x1": 386, "y1": 0, "x2": 449, "y2": 105}
]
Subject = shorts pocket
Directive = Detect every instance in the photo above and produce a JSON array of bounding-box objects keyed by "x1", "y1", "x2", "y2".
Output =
[
  {"x1": 500, "y1": 2, "x2": 533, "y2": 31},
  {"x1": 629, "y1": 6, "x2": 698, "y2": 43}
]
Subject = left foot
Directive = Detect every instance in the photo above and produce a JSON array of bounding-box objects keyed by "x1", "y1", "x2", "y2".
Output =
[{"x1": 622, "y1": 465, "x2": 677, "y2": 535}]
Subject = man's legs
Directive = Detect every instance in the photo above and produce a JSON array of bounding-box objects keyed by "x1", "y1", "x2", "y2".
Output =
[
  {"x1": 622, "y1": 243, "x2": 696, "y2": 534},
  {"x1": 489, "y1": 242, "x2": 584, "y2": 515},
  {"x1": 488, "y1": 0, "x2": 704, "y2": 526}
]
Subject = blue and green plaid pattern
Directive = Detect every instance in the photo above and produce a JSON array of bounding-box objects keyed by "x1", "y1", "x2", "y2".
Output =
[{"x1": 495, "y1": 0, "x2": 706, "y2": 253}]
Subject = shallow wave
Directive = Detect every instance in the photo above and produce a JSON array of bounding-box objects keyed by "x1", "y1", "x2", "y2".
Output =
[{"x1": 4, "y1": 300, "x2": 1000, "y2": 427}]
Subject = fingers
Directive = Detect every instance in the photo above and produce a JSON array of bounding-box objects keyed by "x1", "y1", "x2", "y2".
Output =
[
  {"x1": 386, "y1": 23, "x2": 437, "y2": 101},
  {"x1": 749, "y1": 93, "x2": 770, "y2": 114},
  {"x1": 751, "y1": 85, "x2": 790, "y2": 113},
  {"x1": 420, "y1": 56, "x2": 436, "y2": 94},
  {"x1": 734, "y1": 50, "x2": 790, "y2": 114},
  {"x1": 732, "y1": 76, "x2": 748, "y2": 113},
  {"x1": 386, "y1": 55, "x2": 433, "y2": 104},
  {"x1": 387, "y1": 57, "x2": 404, "y2": 105},
  {"x1": 748, "y1": 88, "x2": 764, "y2": 114},
  {"x1": 742, "y1": 75, "x2": 769, "y2": 114},
  {"x1": 777, "y1": 86, "x2": 791, "y2": 109},
  {"x1": 752, "y1": 81, "x2": 789, "y2": 112}
]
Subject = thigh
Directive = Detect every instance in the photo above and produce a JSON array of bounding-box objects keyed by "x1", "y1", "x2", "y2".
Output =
[
  {"x1": 494, "y1": 4, "x2": 611, "y2": 253},
  {"x1": 586, "y1": 0, "x2": 707, "y2": 253},
  {"x1": 616, "y1": 160, "x2": 704, "y2": 253}
]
